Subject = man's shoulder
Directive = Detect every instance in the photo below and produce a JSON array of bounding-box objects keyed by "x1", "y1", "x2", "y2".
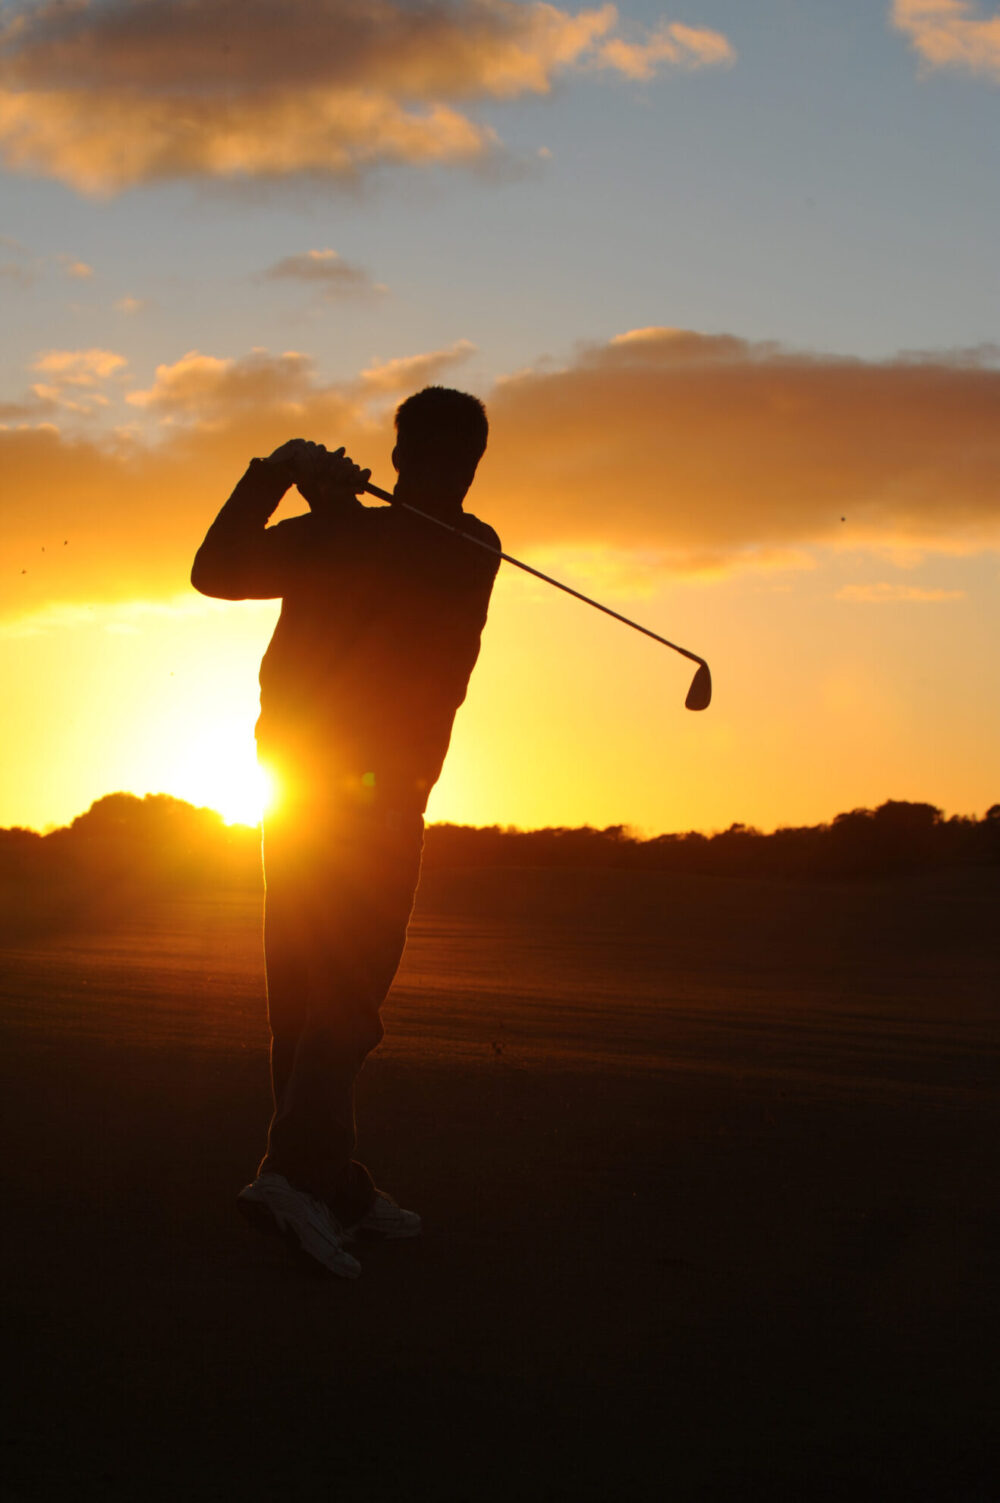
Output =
[{"x1": 460, "y1": 511, "x2": 501, "y2": 556}]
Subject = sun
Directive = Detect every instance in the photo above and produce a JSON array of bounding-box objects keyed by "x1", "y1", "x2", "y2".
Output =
[
  {"x1": 167, "y1": 724, "x2": 276, "y2": 826},
  {"x1": 209, "y1": 761, "x2": 275, "y2": 827}
]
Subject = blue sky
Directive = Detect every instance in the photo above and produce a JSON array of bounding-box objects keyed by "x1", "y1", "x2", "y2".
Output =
[{"x1": 3, "y1": 0, "x2": 997, "y2": 391}]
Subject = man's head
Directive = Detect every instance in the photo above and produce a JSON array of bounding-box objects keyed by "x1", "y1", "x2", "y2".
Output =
[{"x1": 392, "y1": 387, "x2": 488, "y2": 507}]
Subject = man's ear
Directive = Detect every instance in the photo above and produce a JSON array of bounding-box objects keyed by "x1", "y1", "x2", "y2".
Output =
[{"x1": 391, "y1": 445, "x2": 400, "y2": 473}]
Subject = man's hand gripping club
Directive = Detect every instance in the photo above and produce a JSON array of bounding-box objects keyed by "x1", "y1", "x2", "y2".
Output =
[{"x1": 264, "y1": 439, "x2": 371, "y2": 512}]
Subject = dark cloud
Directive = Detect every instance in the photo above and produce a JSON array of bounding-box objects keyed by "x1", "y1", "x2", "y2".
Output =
[{"x1": 0, "y1": 0, "x2": 734, "y2": 192}]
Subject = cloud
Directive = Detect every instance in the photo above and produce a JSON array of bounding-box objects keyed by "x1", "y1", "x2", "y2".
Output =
[
  {"x1": 125, "y1": 348, "x2": 323, "y2": 424},
  {"x1": 32, "y1": 349, "x2": 127, "y2": 383},
  {"x1": 0, "y1": 0, "x2": 736, "y2": 193},
  {"x1": 593, "y1": 19, "x2": 735, "y2": 80},
  {"x1": 114, "y1": 294, "x2": 146, "y2": 315},
  {"x1": 892, "y1": 1, "x2": 1000, "y2": 81},
  {"x1": 26, "y1": 347, "x2": 128, "y2": 414},
  {"x1": 4, "y1": 328, "x2": 999, "y2": 622},
  {"x1": 0, "y1": 256, "x2": 33, "y2": 285},
  {"x1": 480, "y1": 327, "x2": 1000, "y2": 570},
  {"x1": 57, "y1": 254, "x2": 94, "y2": 279},
  {"x1": 262, "y1": 248, "x2": 383, "y2": 299},
  {"x1": 0, "y1": 240, "x2": 95, "y2": 284},
  {"x1": 0, "y1": 232, "x2": 34, "y2": 285},
  {"x1": 0, "y1": 592, "x2": 230, "y2": 641},
  {"x1": 360, "y1": 340, "x2": 477, "y2": 395},
  {"x1": 834, "y1": 582, "x2": 967, "y2": 602}
]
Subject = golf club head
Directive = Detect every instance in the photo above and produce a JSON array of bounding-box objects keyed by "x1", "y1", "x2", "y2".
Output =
[{"x1": 685, "y1": 662, "x2": 712, "y2": 712}]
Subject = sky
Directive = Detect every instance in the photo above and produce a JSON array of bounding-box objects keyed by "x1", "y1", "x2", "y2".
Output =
[{"x1": 2, "y1": 0, "x2": 999, "y2": 835}]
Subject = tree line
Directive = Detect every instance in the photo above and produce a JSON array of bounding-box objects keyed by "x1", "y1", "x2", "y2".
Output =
[{"x1": 1, "y1": 791, "x2": 997, "y2": 908}]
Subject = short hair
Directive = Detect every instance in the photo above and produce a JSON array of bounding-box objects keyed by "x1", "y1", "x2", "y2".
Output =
[{"x1": 394, "y1": 386, "x2": 488, "y2": 468}]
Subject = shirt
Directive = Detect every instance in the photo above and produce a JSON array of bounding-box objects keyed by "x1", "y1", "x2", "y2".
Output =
[{"x1": 192, "y1": 459, "x2": 500, "y2": 815}]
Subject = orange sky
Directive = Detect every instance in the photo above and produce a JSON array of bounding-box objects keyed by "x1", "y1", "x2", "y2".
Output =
[
  {"x1": 4, "y1": 333, "x2": 998, "y2": 834},
  {"x1": 2, "y1": 3, "x2": 999, "y2": 834}
]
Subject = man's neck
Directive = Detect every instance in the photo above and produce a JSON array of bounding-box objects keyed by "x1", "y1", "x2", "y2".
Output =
[{"x1": 392, "y1": 476, "x2": 468, "y2": 522}]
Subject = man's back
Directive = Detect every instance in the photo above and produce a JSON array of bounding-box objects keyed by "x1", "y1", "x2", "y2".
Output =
[{"x1": 257, "y1": 498, "x2": 499, "y2": 811}]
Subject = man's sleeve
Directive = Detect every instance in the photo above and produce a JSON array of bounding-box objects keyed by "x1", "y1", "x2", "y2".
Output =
[
  {"x1": 191, "y1": 459, "x2": 304, "y2": 600},
  {"x1": 463, "y1": 520, "x2": 502, "y2": 613}
]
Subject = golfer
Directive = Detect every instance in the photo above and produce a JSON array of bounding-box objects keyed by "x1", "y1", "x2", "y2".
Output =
[{"x1": 191, "y1": 387, "x2": 499, "y2": 1277}]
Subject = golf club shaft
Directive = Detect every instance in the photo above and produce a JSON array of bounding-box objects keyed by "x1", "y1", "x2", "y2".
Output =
[{"x1": 363, "y1": 481, "x2": 707, "y2": 672}]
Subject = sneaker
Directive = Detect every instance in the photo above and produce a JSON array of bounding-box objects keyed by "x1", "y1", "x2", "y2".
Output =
[
  {"x1": 237, "y1": 1172, "x2": 362, "y2": 1279},
  {"x1": 350, "y1": 1190, "x2": 422, "y2": 1240}
]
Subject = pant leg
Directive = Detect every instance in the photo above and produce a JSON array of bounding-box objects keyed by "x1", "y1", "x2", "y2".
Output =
[{"x1": 258, "y1": 805, "x2": 423, "y2": 1222}]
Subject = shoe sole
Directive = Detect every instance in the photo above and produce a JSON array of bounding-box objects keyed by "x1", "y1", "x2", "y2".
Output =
[{"x1": 237, "y1": 1193, "x2": 361, "y2": 1279}]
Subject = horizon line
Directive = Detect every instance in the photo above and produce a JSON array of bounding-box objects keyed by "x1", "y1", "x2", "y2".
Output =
[{"x1": 6, "y1": 789, "x2": 998, "y2": 844}]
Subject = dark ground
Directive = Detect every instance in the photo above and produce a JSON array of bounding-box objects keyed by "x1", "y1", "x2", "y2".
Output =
[{"x1": 2, "y1": 865, "x2": 997, "y2": 1501}]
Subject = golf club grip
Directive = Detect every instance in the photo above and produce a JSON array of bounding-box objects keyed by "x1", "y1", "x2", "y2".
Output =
[{"x1": 363, "y1": 481, "x2": 707, "y2": 671}]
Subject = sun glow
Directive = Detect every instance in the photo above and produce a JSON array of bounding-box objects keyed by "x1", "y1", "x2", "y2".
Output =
[{"x1": 168, "y1": 728, "x2": 275, "y2": 827}]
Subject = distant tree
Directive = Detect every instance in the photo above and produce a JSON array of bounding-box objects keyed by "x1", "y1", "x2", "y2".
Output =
[{"x1": 2, "y1": 793, "x2": 997, "y2": 927}]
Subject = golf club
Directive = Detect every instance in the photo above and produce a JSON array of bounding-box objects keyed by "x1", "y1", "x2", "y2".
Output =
[{"x1": 363, "y1": 480, "x2": 712, "y2": 712}]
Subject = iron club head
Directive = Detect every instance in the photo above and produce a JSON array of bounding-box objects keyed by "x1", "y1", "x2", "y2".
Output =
[{"x1": 685, "y1": 662, "x2": 712, "y2": 712}]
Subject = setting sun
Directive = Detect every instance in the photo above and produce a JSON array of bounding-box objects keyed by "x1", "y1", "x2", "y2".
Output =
[{"x1": 168, "y1": 727, "x2": 274, "y2": 827}]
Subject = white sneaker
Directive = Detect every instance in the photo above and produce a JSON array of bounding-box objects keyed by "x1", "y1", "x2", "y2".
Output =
[
  {"x1": 350, "y1": 1190, "x2": 422, "y2": 1240},
  {"x1": 237, "y1": 1172, "x2": 362, "y2": 1279}
]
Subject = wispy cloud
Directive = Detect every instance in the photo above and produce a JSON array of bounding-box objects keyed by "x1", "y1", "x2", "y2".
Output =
[
  {"x1": 56, "y1": 254, "x2": 94, "y2": 280},
  {"x1": 892, "y1": 1, "x2": 1000, "y2": 81},
  {"x1": 32, "y1": 349, "x2": 126, "y2": 383},
  {"x1": 360, "y1": 340, "x2": 476, "y2": 395},
  {"x1": 593, "y1": 19, "x2": 734, "y2": 80},
  {"x1": 262, "y1": 248, "x2": 383, "y2": 299},
  {"x1": 0, "y1": 240, "x2": 96, "y2": 285},
  {"x1": 0, "y1": 592, "x2": 237, "y2": 640},
  {"x1": 0, "y1": 1, "x2": 736, "y2": 194},
  {"x1": 0, "y1": 232, "x2": 34, "y2": 285},
  {"x1": 29, "y1": 347, "x2": 128, "y2": 414},
  {"x1": 835, "y1": 582, "x2": 967, "y2": 602}
]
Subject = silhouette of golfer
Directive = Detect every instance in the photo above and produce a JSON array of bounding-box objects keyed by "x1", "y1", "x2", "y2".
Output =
[{"x1": 192, "y1": 387, "x2": 498, "y2": 1277}]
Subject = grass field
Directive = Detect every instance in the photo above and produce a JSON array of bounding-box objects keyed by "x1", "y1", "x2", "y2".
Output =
[{"x1": 2, "y1": 864, "x2": 997, "y2": 1500}]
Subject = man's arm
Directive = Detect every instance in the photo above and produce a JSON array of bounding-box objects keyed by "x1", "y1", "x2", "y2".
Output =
[
  {"x1": 191, "y1": 457, "x2": 298, "y2": 601},
  {"x1": 191, "y1": 442, "x2": 370, "y2": 600}
]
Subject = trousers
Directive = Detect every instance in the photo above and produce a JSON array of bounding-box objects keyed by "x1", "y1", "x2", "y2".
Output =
[{"x1": 257, "y1": 799, "x2": 424, "y2": 1222}]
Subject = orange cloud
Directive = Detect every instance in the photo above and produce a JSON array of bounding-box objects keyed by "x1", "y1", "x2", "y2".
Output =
[
  {"x1": 892, "y1": 1, "x2": 1000, "y2": 80},
  {"x1": 0, "y1": 1, "x2": 735, "y2": 192},
  {"x1": 360, "y1": 340, "x2": 477, "y2": 395},
  {"x1": 4, "y1": 330, "x2": 999, "y2": 622},
  {"x1": 25, "y1": 347, "x2": 128, "y2": 415},
  {"x1": 32, "y1": 349, "x2": 127, "y2": 384},
  {"x1": 126, "y1": 349, "x2": 319, "y2": 422},
  {"x1": 835, "y1": 583, "x2": 967, "y2": 602},
  {"x1": 480, "y1": 328, "x2": 1000, "y2": 570},
  {"x1": 594, "y1": 20, "x2": 734, "y2": 80}
]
